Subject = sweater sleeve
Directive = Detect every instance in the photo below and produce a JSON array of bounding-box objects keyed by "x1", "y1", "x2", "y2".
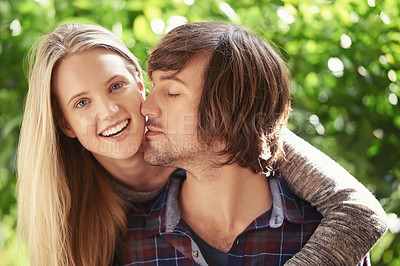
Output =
[{"x1": 277, "y1": 128, "x2": 388, "y2": 265}]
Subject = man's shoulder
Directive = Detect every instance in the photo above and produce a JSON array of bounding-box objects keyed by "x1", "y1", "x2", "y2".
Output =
[{"x1": 272, "y1": 174, "x2": 323, "y2": 224}]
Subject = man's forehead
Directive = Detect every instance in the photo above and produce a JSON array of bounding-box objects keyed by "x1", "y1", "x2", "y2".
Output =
[{"x1": 152, "y1": 50, "x2": 211, "y2": 74}]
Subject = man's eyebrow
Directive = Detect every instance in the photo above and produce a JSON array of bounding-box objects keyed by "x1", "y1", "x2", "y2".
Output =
[{"x1": 159, "y1": 74, "x2": 187, "y2": 86}]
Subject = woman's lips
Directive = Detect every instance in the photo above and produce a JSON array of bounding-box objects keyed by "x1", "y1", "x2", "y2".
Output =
[{"x1": 100, "y1": 119, "x2": 130, "y2": 137}]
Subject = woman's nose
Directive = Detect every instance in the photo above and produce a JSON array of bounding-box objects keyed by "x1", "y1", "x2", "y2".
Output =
[{"x1": 98, "y1": 98, "x2": 119, "y2": 120}]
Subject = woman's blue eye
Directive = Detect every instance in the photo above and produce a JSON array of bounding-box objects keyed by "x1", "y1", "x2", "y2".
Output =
[
  {"x1": 76, "y1": 99, "x2": 88, "y2": 108},
  {"x1": 111, "y1": 82, "x2": 123, "y2": 91}
]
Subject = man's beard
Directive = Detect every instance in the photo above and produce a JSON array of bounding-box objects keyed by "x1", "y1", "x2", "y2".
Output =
[
  {"x1": 143, "y1": 136, "x2": 205, "y2": 168},
  {"x1": 143, "y1": 119, "x2": 204, "y2": 168}
]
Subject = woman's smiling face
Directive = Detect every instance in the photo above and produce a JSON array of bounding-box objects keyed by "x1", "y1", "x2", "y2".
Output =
[{"x1": 53, "y1": 48, "x2": 145, "y2": 162}]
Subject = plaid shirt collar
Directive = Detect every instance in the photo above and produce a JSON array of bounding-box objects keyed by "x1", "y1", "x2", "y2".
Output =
[{"x1": 145, "y1": 169, "x2": 307, "y2": 237}]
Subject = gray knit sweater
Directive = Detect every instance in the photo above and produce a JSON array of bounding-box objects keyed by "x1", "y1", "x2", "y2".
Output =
[
  {"x1": 113, "y1": 129, "x2": 388, "y2": 265},
  {"x1": 279, "y1": 129, "x2": 387, "y2": 265}
]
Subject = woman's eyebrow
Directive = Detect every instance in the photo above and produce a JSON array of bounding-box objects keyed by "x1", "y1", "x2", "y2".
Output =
[{"x1": 68, "y1": 91, "x2": 88, "y2": 106}]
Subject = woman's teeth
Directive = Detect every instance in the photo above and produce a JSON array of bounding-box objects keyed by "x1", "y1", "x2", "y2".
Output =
[{"x1": 101, "y1": 119, "x2": 129, "y2": 137}]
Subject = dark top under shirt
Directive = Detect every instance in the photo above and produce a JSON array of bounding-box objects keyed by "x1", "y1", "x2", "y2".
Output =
[{"x1": 189, "y1": 227, "x2": 228, "y2": 266}]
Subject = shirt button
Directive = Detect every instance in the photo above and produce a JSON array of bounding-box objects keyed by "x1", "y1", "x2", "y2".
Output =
[{"x1": 192, "y1": 250, "x2": 199, "y2": 258}]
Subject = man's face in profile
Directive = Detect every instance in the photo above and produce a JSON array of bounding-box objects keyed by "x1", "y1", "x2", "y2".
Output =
[{"x1": 142, "y1": 52, "x2": 212, "y2": 168}]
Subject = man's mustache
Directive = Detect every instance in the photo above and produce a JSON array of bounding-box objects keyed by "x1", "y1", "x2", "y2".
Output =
[{"x1": 145, "y1": 118, "x2": 164, "y2": 130}]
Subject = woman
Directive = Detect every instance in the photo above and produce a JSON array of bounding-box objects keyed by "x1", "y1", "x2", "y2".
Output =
[
  {"x1": 18, "y1": 23, "x2": 173, "y2": 266},
  {"x1": 17, "y1": 23, "x2": 386, "y2": 266}
]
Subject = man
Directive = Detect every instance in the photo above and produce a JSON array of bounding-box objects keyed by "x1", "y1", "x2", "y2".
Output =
[{"x1": 115, "y1": 22, "x2": 383, "y2": 265}]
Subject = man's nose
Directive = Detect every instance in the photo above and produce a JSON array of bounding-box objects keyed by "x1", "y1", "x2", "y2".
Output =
[{"x1": 141, "y1": 90, "x2": 161, "y2": 118}]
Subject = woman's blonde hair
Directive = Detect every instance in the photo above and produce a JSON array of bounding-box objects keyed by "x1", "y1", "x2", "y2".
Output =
[{"x1": 17, "y1": 23, "x2": 142, "y2": 266}]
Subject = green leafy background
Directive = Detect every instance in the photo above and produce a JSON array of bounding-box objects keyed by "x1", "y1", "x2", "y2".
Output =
[{"x1": 0, "y1": 0, "x2": 399, "y2": 265}]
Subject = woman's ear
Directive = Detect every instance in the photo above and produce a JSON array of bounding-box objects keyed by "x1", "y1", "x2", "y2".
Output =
[
  {"x1": 58, "y1": 118, "x2": 77, "y2": 138},
  {"x1": 135, "y1": 71, "x2": 146, "y2": 100}
]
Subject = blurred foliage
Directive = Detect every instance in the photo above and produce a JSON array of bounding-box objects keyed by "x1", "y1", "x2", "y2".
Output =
[{"x1": 0, "y1": 0, "x2": 399, "y2": 265}]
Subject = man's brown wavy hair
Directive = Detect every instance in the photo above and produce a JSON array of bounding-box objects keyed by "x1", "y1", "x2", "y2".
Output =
[{"x1": 147, "y1": 21, "x2": 291, "y2": 173}]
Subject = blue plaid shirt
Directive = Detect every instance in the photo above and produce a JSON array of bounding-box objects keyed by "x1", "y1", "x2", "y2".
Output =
[{"x1": 114, "y1": 169, "x2": 369, "y2": 265}]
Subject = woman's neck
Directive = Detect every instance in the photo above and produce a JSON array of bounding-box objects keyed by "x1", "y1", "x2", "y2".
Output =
[{"x1": 94, "y1": 151, "x2": 175, "y2": 192}]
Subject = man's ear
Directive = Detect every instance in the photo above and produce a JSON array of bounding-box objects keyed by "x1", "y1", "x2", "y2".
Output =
[{"x1": 58, "y1": 118, "x2": 76, "y2": 138}]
